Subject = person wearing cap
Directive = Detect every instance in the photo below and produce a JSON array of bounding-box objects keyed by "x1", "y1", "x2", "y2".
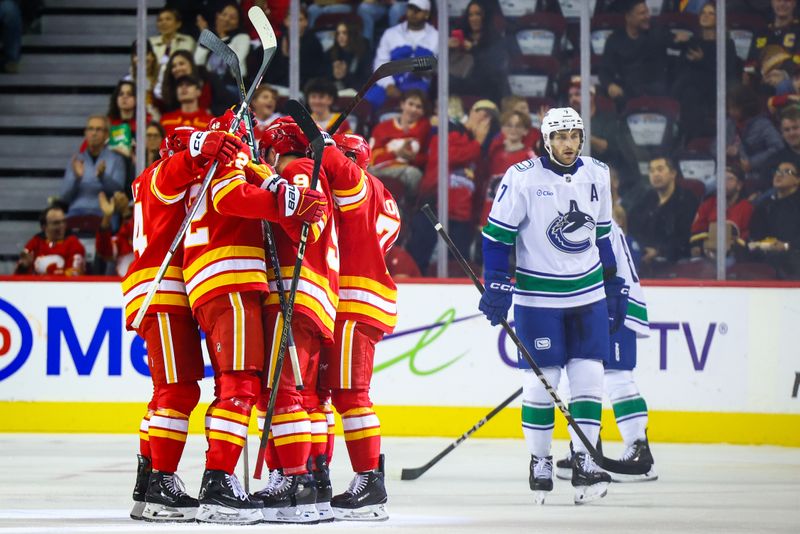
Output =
[
  {"x1": 159, "y1": 75, "x2": 214, "y2": 135},
  {"x1": 368, "y1": 0, "x2": 438, "y2": 108},
  {"x1": 745, "y1": 0, "x2": 800, "y2": 86}
]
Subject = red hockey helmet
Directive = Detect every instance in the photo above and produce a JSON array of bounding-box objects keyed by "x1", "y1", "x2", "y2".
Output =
[
  {"x1": 333, "y1": 133, "x2": 371, "y2": 170},
  {"x1": 208, "y1": 108, "x2": 248, "y2": 139},
  {"x1": 159, "y1": 126, "x2": 196, "y2": 158},
  {"x1": 259, "y1": 116, "x2": 310, "y2": 160}
]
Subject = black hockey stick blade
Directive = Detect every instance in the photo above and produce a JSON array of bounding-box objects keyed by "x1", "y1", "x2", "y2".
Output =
[
  {"x1": 421, "y1": 205, "x2": 652, "y2": 477},
  {"x1": 286, "y1": 99, "x2": 325, "y2": 166},
  {"x1": 401, "y1": 387, "x2": 523, "y2": 481},
  {"x1": 199, "y1": 30, "x2": 243, "y2": 84}
]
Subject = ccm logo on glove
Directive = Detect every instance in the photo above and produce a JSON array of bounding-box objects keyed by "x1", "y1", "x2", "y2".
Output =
[{"x1": 488, "y1": 281, "x2": 514, "y2": 292}]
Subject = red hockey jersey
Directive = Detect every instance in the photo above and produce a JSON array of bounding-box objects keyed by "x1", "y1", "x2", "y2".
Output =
[
  {"x1": 264, "y1": 157, "x2": 338, "y2": 340},
  {"x1": 321, "y1": 147, "x2": 400, "y2": 334},
  {"x1": 369, "y1": 116, "x2": 430, "y2": 170},
  {"x1": 15, "y1": 233, "x2": 85, "y2": 276},
  {"x1": 97, "y1": 217, "x2": 134, "y2": 276}
]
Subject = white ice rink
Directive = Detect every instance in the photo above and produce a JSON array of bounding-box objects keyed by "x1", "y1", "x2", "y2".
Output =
[{"x1": 0, "y1": 434, "x2": 798, "y2": 534}]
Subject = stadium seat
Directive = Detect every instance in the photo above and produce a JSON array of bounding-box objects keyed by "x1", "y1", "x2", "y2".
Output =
[
  {"x1": 447, "y1": 0, "x2": 471, "y2": 18},
  {"x1": 556, "y1": 0, "x2": 599, "y2": 19},
  {"x1": 644, "y1": 0, "x2": 667, "y2": 16},
  {"x1": 622, "y1": 96, "x2": 680, "y2": 149},
  {"x1": 386, "y1": 246, "x2": 421, "y2": 278},
  {"x1": 656, "y1": 12, "x2": 697, "y2": 41},
  {"x1": 676, "y1": 150, "x2": 716, "y2": 194},
  {"x1": 665, "y1": 258, "x2": 717, "y2": 280},
  {"x1": 727, "y1": 262, "x2": 777, "y2": 280},
  {"x1": 589, "y1": 13, "x2": 623, "y2": 56},
  {"x1": 728, "y1": 12, "x2": 767, "y2": 61},
  {"x1": 511, "y1": 13, "x2": 566, "y2": 57},
  {"x1": 525, "y1": 97, "x2": 556, "y2": 129},
  {"x1": 679, "y1": 177, "x2": 707, "y2": 202},
  {"x1": 66, "y1": 214, "x2": 102, "y2": 237},
  {"x1": 686, "y1": 137, "x2": 713, "y2": 152},
  {"x1": 313, "y1": 12, "x2": 360, "y2": 52},
  {"x1": 507, "y1": 56, "x2": 558, "y2": 98}
]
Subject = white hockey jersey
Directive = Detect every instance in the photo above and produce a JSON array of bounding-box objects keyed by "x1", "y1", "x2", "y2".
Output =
[
  {"x1": 609, "y1": 221, "x2": 650, "y2": 337},
  {"x1": 482, "y1": 156, "x2": 613, "y2": 309}
]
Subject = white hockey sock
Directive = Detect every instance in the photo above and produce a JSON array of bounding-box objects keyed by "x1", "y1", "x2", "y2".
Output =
[
  {"x1": 605, "y1": 370, "x2": 648, "y2": 444},
  {"x1": 565, "y1": 359, "x2": 603, "y2": 454},
  {"x1": 521, "y1": 367, "x2": 561, "y2": 458}
]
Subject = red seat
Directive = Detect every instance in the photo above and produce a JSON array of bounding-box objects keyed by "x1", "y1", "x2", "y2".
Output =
[
  {"x1": 511, "y1": 13, "x2": 566, "y2": 57},
  {"x1": 676, "y1": 150, "x2": 715, "y2": 194},
  {"x1": 679, "y1": 177, "x2": 706, "y2": 202},
  {"x1": 386, "y1": 246, "x2": 421, "y2": 278},
  {"x1": 66, "y1": 214, "x2": 102, "y2": 236},
  {"x1": 622, "y1": 96, "x2": 680, "y2": 148},
  {"x1": 727, "y1": 262, "x2": 778, "y2": 280}
]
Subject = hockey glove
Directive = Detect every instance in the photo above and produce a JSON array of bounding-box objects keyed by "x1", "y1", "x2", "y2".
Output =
[
  {"x1": 479, "y1": 270, "x2": 514, "y2": 326},
  {"x1": 277, "y1": 183, "x2": 327, "y2": 224},
  {"x1": 189, "y1": 131, "x2": 244, "y2": 167},
  {"x1": 321, "y1": 131, "x2": 336, "y2": 147},
  {"x1": 604, "y1": 276, "x2": 630, "y2": 333}
]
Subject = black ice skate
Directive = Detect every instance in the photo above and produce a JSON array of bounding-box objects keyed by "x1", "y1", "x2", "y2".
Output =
[
  {"x1": 331, "y1": 454, "x2": 388, "y2": 521},
  {"x1": 260, "y1": 471, "x2": 319, "y2": 524},
  {"x1": 313, "y1": 455, "x2": 334, "y2": 522},
  {"x1": 556, "y1": 437, "x2": 604, "y2": 481},
  {"x1": 529, "y1": 455, "x2": 553, "y2": 505},
  {"x1": 195, "y1": 469, "x2": 262, "y2": 525},
  {"x1": 141, "y1": 470, "x2": 198, "y2": 522},
  {"x1": 611, "y1": 436, "x2": 657, "y2": 483},
  {"x1": 571, "y1": 451, "x2": 611, "y2": 504},
  {"x1": 130, "y1": 454, "x2": 151, "y2": 520}
]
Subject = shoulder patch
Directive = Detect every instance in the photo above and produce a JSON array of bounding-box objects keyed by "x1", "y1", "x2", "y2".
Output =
[
  {"x1": 514, "y1": 159, "x2": 535, "y2": 172},
  {"x1": 591, "y1": 158, "x2": 608, "y2": 170}
]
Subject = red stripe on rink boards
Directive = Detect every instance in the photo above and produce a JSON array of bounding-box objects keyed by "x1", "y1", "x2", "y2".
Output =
[{"x1": 2, "y1": 275, "x2": 800, "y2": 289}]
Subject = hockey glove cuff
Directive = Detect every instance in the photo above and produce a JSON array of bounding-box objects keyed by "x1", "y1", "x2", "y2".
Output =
[
  {"x1": 189, "y1": 131, "x2": 245, "y2": 167},
  {"x1": 479, "y1": 270, "x2": 514, "y2": 327},
  {"x1": 604, "y1": 275, "x2": 630, "y2": 333}
]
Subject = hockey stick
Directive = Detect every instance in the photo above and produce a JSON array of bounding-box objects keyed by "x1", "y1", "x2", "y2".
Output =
[
  {"x1": 199, "y1": 27, "x2": 304, "y2": 392},
  {"x1": 130, "y1": 6, "x2": 277, "y2": 330},
  {"x1": 253, "y1": 99, "x2": 326, "y2": 479},
  {"x1": 421, "y1": 205, "x2": 651, "y2": 476},
  {"x1": 326, "y1": 55, "x2": 437, "y2": 134},
  {"x1": 401, "y1": 388, "x2": 523, "y2": 481}
]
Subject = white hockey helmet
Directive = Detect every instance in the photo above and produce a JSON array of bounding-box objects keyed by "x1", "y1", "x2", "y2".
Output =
[{"x1": 541, "y1": 107, "x2": 584, "y2": 167}]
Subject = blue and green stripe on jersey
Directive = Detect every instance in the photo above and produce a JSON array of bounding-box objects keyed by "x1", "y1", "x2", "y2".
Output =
[
  {"x1": 626, "y1": 296, "x2": 649, "y2": 328},
  {"x1": 596, "y1": 220, "x2": 611, "y2": 240},
  {"x1": 515, "y1": 261, "x2": 603, "y2": 298},
  {"x1": 482, "y1": 218, "x2": 517, "y2": 245}
]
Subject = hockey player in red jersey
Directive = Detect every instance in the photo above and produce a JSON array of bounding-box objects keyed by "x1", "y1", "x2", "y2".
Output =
[
  {"x1": 121, "y1": 125, "x2": 244, "y2": 522},
  {"x1": 319, "y1": 133, "x2": 400, "y2": 521},
  {"x1": 251, "y1": 117, "x2": 339, "y2": 524},
  {"x1": 179, "y1": 115, "x2": 326, "y2": 525}
]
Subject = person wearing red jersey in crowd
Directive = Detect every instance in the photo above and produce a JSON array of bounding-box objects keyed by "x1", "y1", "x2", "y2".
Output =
[
  {"x1": 178, "y1": 112, "x2": 326, "y2": 525},
  {"x1": 15, "y1": 204, "x2": 85, "y2": 276},
  {"x1": 252, "y1": 117, "x2": 338, "y2": 524},
  {"x1": 96, "y1": 191, "x2": 134, "y2": 276},
  {"x1": 121, "y1": 125, "x2": 244, "y2": 523},
  {"x1": 482, "y1": 110, "x2": 537, "y2": 227},
  {"x1": 368, "y1": 88, "x2": 431, "y2": 201},
  {"x1": 160, "y1": 75, "x2": 214, "y2": 135},
  {"x1": 304, "y1": 77, "x2": 351, "y2": 134},
  {"x1": 317, "y1": 132, "x2": 400, "y2": 521}
]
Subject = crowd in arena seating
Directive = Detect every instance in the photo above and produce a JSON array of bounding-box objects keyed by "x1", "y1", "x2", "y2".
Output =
[{"x1": 13, "y1": 0, "x2": 800, "y2": 280}]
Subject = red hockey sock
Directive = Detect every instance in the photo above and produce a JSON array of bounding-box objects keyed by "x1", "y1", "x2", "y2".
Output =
[
  {"x1": 139, "y1": 410, "x2": 153, "y2": 459},
  {"x1": 148, "y1": 408, "x2": 190, "y2": 473},
  {"x1": 271, "y1": 405, "x2": 311, "y2": 475},
  {"x1": 341, "y1": 408, "x2": 381, "y2": 473},
  {"x1": 322, "y1": 402, "x2": 336, "y2": 464},
  {"x1": 308, "y1": 407, "x2": 328, "y2": 466},
  {"x1": 254, "y1": 405, "x2": 281, "y2": 470},
  {"x1": 205, "y1": 373, "x2": 257, "y2": 474}
]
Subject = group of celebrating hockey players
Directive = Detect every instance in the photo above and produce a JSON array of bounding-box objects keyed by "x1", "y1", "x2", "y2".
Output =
[{"x1": 122, "y1": 108, "x2": 399, "y2": 524}]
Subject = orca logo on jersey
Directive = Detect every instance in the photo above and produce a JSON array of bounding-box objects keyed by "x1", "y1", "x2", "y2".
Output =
[{"x1": 546, "y1": 199, "x2": 595, "y2": 254}]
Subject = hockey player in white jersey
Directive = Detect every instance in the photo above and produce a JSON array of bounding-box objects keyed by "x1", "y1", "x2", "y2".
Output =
[
  {"x1": 556, "y1": 221, "x2": 658, "y2": 482},
  {"x1": 479, "y1": 107, "x2": 629, "y2": 505}
]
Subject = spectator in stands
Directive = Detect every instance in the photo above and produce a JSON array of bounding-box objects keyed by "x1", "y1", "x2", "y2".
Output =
[
  {"x1": 158, "y1": 50, "x2": 213, "y2": 113},
  {"x1": 767, "y1": 65, "x2": 800, "y2": 115},
  {"x1": 407, "y1": 96, "x2": 492, "y2": 273},
  {"x1": 160, "y1": 75, "x2": 214, "y2": 134},
  {"x1": 195, "y1": 2, "x2": 250, "y2": 114},
  {"x1": 328, "y1": 22, "x2": 373, "y2": 92},
  {"x1": 726, "y1": 84, "x2": 785, "y2": 194},
  {"x1": 628, "y1": 156, "x2": 700, "y2": 272},
  {"x1": 303, "y1": 77, "x2": 351, "y2": 133},
  {"x1": 0, "y1": 0, "x2": 22, "y2": 73},
  {"x1": 96, "y1": 191, "x2": 134, "y2": 276},
  {"x1": 15, "y1": 204, "x2": 86, "y2": 276},
  {"x1": 107, "y1": 81, "x2": 151, "y2": 159},
  {"x1": 369, "y1": 88, "x2": 431, "y2": 201},
  {"x1": 61, "y1": 116, "x2": 126, "y2": 218},
  {"x1": 670, "y1": 1, "x2": 741, "y2": 140},
  {"x1": 306, "y1": 0, "x2": 352, "y2": 28},
  {"x1": 690, "y1": 163, "x2": 754, "y2": 259},
  {"x1": 599, "y1": 0, "x2": 669, "y2": 105},
  {"x1": 745, "y1": 0, "x2": 800, "y2": 85},
  {"x1": 368, "y1": 0, "x2": 438, "y2": 109},
  {"x1": 251, "y1": 84, "x2": 282, "y2": 144},
  {"x1": 500, "y1": 95, "x2": 541, "y2": 151},
  {"x1": 448, "y1": 0, "x2": 510, "y2": 104},
  {"x1": 124, "y1": 40, "x2": 160, "y2": 120},
  {"x1": 267, "y1": 6, "x2": 326, "y2": 88},
  {"x1": 143, "y1": 121, "x2": 166, "y2": 168},
  {"x1": 770, "y1": 106, "x2": 800, "y2": 174},
  {"x1": 748, "y1": 158, "x2": 800, "y2": 278},
  {"x1": 150, "y1": 7, "x2": 196, "y2": 102},
  {"x1": 358, "y1": 0, "x2": 409, "y2": 43}
]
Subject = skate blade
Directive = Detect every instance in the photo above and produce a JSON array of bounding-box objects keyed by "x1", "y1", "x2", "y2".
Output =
[
  {"x1": 532, "y1": 491, "x2": 548, "y2": 505},
  {"x1": 574, "y1": 481, "x2": 609, "y2": 505},
  {"x1": 141, "y1": 503, "x2": 197, "y2": 522},
  {"x1": 555, "y1": 467, "x2": 572, "y2": 481},
  {"x1": 332, "y1": 503, "x2": 389, "y2": 522},
  {"x1": 262, "y1": 503, "x2": 320, "y2": 524},
  {"x1": 317, "y1": 501, "x2": 335, "y2": 523},
  {"x1": 130, "y1": 501, "x2": 146, "y2": 520},
  {"x1": 195, "y1": 503, "x2": 262, "y2": 525},
  {"x1": 611, "y1": 467, "x2": 658, "y2": 483}
]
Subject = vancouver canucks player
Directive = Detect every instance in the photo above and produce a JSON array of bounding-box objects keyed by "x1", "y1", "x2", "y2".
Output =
[{"x1": 479, "y1": 107, "x2": 629, "y2": 504}]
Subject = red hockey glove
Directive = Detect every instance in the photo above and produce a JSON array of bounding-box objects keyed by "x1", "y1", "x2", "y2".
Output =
[
  {"x1": 267, "y1": 176, "x2": 326, "y2": 224},
  {"x1": 189, "y1": 131, "x2": 244, "y2": 166}
]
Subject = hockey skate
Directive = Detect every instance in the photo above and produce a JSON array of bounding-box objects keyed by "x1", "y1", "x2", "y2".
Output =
[
  {"x1": 141, "y1": 470, "x2": 198, "y2": 522},
  {"x1": 312, "y1": 455, "x2": 335, "y2": 522},
  {"x1": 572, "y1": 451, "x2": 611, "y2": 504},
  {"x1": 259, "y1": 471, "x2": 319, "y2": 524},
  {"x1": 610, "y1": 437, "x2": 657, "y2": 483},
  {"x1": 130, "y1": 455, "x2": 151, "y2": 520},
  {"x1": 195, "y1": 469, "x2": 263, "y2": 525},
  {"x1": 331, "y1": 454, "x2": 389, "y2": 521},
  {"x1": 556, "y1": 437, "x2": 604, "y2": 481},
  {"x1": 529, "y1": 455, "x2": 553, "y2": 505}
]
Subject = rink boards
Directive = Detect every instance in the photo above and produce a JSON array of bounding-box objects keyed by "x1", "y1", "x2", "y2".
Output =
[{"x1": 0, "y1": 278, "x2": 798, "y2": 446}]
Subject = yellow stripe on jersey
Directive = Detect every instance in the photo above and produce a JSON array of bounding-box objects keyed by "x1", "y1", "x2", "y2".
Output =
[
  {"x1": 272, "y1": 411, "x2": 309, "y2": 424},
  {"x1": 183, "y1": 246, "x2": 266, "y2": 281},
  {"x1": 331, "y1": 173, "x2": 366, "y2": 196},
  {"x1": 122, "y1": 265, "x2": 184, "y2": 292},
  {"x1": 265, "y1": 292, "x2": 335, "y2": 333},
  {"x1": 337, "y1": 301, "x2": 397, "y2": 328},
  {"x1": 188, "y1": 271, "x2": 268, "y2": 307},
  {"x1": 337, "y1": 196, "x2": 368, "y2": 212},
  {"x1": 339, "y1": 276, "x2": 397, "y2": 300},
  {"x1": 274, "y1": 434, "x2": 312, "y2": 447},
  {"x1": 158, "y1": 313, "x2": 177, "y2": 384},
  {"x1": 230, "y1": 292, "x2": 245, "y2": 371},
  {"x1": 341, "y1": 320, "x2": 354, "y2": 388},
  {"x1": 212, "y1": 177, "x2": 244, "y2": 211},
  {"x1": 211, "y1": 407, "x2": 250, "y2": 425},
  {"x1": 272, "y1": 266, "x2": 337, "y2": 306},
  {"x1": 125, "y1": 293, "x2": 191, "y2": 320}
]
